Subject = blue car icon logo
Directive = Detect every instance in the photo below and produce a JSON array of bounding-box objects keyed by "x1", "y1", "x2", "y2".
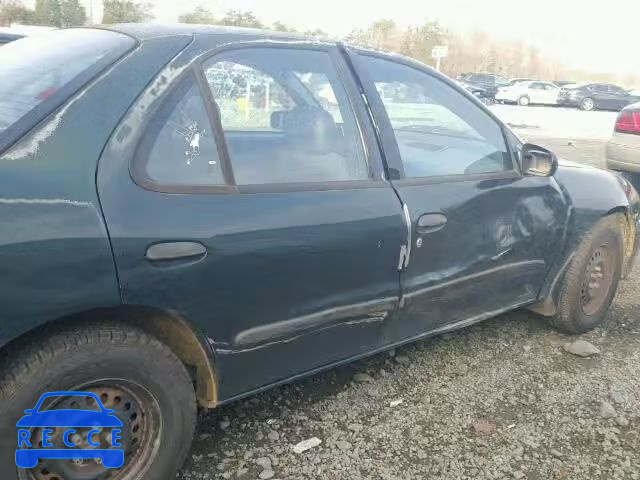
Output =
[{"x1": 16, "y1": 391, "x2": 124, "y2": 469}]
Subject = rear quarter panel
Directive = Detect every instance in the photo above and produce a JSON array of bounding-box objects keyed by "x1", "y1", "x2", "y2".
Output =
[{"x1": 0, "y1": 35, "x2": 191, "y2": 348}]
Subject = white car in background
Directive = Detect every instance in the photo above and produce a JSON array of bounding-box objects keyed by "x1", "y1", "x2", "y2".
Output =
[{"x1": 495, "y1": 81, "x2": 560, "y2": 106}]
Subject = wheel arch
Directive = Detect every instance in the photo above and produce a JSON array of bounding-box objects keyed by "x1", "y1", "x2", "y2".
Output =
[
  {"x1": 0, "y1": 305, "x2": 219, "y2": 408},
  {"x1": 528, "y1": 207, "x2": 633, "y2": 316}
]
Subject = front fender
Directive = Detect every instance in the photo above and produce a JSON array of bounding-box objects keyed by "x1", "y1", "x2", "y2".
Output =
[{"x1": 531, "y1": 161, "x2": 638, "y2": 315}]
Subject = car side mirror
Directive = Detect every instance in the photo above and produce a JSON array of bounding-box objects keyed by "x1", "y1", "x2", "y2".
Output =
[{"x1": 521, "y1": 143, "x2": 558, "y2": 177}]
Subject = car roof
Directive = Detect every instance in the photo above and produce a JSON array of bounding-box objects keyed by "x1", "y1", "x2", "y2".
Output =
[{"x1": 99, "y1": 23, "x2": 312, "y2": 43}]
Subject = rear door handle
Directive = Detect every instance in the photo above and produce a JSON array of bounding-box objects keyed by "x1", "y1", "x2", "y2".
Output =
[
  {"x1": 145, "y1": 241, "x2": 207, "y2": 263},
  {"x1": 417, "y1": 213, "x2": 447, "y2": 233}
]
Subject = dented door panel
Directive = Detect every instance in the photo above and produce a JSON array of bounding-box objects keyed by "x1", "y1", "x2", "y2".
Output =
[
  {"x1": 344, "y1": 49, "x2": 569, "y2": 342},
  {"x1": 389, "y1": 175, "x2": 567, "y2": 341}
]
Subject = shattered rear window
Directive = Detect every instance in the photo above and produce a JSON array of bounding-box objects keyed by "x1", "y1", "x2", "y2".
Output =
[{"x1": 0, "y1": 29, "x2": 134, "y2": 142}]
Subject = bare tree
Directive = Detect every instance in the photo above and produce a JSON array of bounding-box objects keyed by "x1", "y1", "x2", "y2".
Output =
[
  {"x1": 102, "y1": 0, "x2": 153, "y2": 23},
  {"x1": 0, "y1": 0, "x2": 33, "y2": 26},
  {"x1": 178, "y1": 6, "x2": 215, "y2": 25}
]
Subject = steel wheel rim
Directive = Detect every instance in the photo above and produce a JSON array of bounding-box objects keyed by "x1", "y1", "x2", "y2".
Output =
[
  {"x1": 21, "y1": 380, "x2": 162, "y2": 480},
  {"x1": 580, "y1": 245, "x2": 613, "y2": 315}
]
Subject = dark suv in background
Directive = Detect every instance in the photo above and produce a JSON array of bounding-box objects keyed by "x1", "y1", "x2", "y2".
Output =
[
  {"x1": 557, "y1": 83, "x2": 640, "y2": 111},
  {"x1": 457, "y1": 72, "x2": 510, "y2": 99}
]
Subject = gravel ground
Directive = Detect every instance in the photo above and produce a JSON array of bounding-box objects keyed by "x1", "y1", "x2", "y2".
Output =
[{"x1": 180, "y1": 108, "x2": 640, "y2": 480}]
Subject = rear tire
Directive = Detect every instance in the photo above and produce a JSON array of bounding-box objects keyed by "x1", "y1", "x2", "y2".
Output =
[
  {"x1": 548, "y1": 215, "x2": 624, "y2": 334},
  {"x1": 0, "y1": 323, "x2": 197, "y2": 480}
]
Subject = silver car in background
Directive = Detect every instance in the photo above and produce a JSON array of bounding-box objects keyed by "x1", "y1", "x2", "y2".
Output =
[{"x1": 607, "y1": 102, "x2": 640, "y2": 192}]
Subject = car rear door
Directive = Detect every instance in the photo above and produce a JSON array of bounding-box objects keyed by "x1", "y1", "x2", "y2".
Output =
[
  {"x1": 97, "y1": 40, "x2": 405, "y2": 400},
  {"x1": 608, "y1": 85, "x2": 632, "y2": 110},
  {"x1": 347, "y1": 50, "x2": 568, "y2": 343}
]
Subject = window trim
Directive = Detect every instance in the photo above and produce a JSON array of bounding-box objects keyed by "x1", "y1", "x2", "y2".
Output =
[
  {"x1": 351, "y1": 49, "x2": 520, "y2": 184},
  {"x1": 130, "y1": 42, "x2": 389, "y2": 195}
]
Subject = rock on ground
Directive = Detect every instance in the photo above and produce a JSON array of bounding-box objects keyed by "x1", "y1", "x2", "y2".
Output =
[{"x1": 563, "y1": 339, "x2": 601, "y2": 357}]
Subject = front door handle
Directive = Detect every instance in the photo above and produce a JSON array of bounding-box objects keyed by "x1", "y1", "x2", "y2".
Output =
[{"x1": 417, "y1": 213, "x2": 447, "y2": 233}]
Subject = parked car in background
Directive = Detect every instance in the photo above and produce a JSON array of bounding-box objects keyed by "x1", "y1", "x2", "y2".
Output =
[
  {"x1": 558, "y1": 83, "x2": 640, "y2": 111},
  {"x1": 607, "y1": 102, "x2": 640, "y2": 192},
  {"x1": 0, "y1": 25, "x2": 639, "y2": 480},
  {"x1": 0, "y1": 32, "x2": 23, "y2": 45},
  {"x1": 457, "y1": 72, "x2": 510, "y2": 98},
  {"x1": 495, "y1": 80, "x2": 560, "y2": 106},
  {"x1": 455, "y1": 80, "x2": 494, "y2": 105}
]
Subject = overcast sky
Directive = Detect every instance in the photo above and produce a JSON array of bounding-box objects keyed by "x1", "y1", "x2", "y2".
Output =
[{"x1": 127, "y1": 0, "x2": 640, "y2": 77}]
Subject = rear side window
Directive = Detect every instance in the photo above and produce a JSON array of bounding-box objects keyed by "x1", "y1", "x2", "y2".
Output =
[
  {"x1": 0, "y1": 29, "x2": 134, "y2": 143},
  {"x1": 202, "y1": 48, "x2": 369, "y2": 185},
  {"x1": 135, "y1": 74, "x2": 224, "y2": 187}
]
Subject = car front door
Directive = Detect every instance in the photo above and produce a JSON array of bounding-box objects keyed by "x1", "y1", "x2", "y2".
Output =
[
  {"x1": 541, "y1": 82, "x2": 560, "y2": 104},
  {"x1": 589, "y1": 84, "x2": 610, "y2": 108},
  {"x1": 98, "y1": 42, "x2": 406, "y2": 400},
  {"x1": 528, "y1": 82, "x2": 546, "y2": 104},
  {"x1": 349, "y1": 51, "x2": 568, "y2": 342}
]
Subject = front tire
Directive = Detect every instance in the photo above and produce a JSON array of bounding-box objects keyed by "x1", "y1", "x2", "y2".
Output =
[
  {"x1": 518, "y1": 95, "x2": 530, "y2": 106},
  {"x1": 549, "y1": 215, "x2": 624, "y2": 333},
  {"x1": 580, "y1": 97, "x2": 596, "y2": 111},
  {"x1": 0, "y1": 323, "x2": 197, "y2": 480}
]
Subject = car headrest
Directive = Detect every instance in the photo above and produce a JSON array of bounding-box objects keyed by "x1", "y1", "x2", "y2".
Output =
[{"x1": 271, "y1": 107, "x2": 339, "y2": 154}]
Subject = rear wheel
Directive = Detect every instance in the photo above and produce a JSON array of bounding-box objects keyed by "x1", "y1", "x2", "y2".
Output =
[
  {"x1": 580, "y1": 97, "x2": 596, "y2": 111},
  {"x1": 0, "y1": 323, "x2": 197, "y2": 480},
  {"x1": 549, "y1": 215, "x2": 624, "y2": 333},
  {"x1": 518, "y1": 95, "x2": 530, "y2": 106}
]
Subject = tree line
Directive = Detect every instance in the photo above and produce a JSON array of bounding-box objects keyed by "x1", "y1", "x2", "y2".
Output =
[
  {"x1": 0, "y1": 1, "x2": 636, "y2": 87},
  {"x1": 0, "y1": 0, "x2": 152, "y2": 27},
  {"x1": 175, "y1": 8, "x2": 637, "y2": 86}
]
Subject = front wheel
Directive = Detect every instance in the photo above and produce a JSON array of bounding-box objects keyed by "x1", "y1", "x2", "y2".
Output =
[
  {"x1": 580, "y1": 97, "x2": 596, "y2": 111},
  {"x1": 1, "y1": 323, "x2": 197, "y2": 480},
  {"x1": 549, "y1": 215, "x2": 624, "y2": 333},
  {"x1": 518, "y1": 95, "x2": 530, "y2": 106}
]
